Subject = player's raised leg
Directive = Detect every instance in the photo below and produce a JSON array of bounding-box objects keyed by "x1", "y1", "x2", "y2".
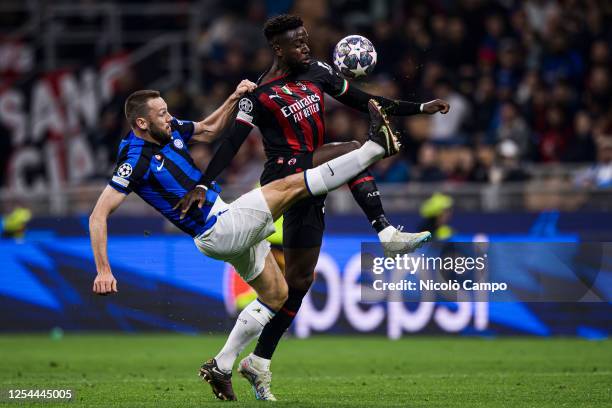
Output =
[{"x1": 312, "y1": 139, "x2": 431, "y2": 256}]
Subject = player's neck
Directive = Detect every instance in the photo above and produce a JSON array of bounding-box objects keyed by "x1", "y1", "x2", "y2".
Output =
[
  {"x1": 265, "y1": 58, "x2": 291, "y2": 79},
  {"x1": 132, "y1": 128, "x2": 162, "y2": 145}
]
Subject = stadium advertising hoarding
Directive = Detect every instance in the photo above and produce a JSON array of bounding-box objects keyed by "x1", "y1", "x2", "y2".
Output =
[{"x1": 0, "y1": 234, "x2": 609, "y2": 338}]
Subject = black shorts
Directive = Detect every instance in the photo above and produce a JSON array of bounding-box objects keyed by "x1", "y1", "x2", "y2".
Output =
[{"x1": 261, "y1": 153, "x2": 326, "y2": 249}]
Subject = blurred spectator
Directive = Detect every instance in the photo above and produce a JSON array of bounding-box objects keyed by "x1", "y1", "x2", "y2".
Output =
[
  {"x1": 516, "y1": 70, "x2": 541, "y2": 106},
  {"x1": 496, "y1": 39, "x2": 523, "y2": 90},
  {"x1": 584, "y1": 66, "x2": 612, "y2": 117},
  {"x1": 524, "y1": 0, "x2": 560, "y2": 37},
  {"x1": 1, "y1": 207, "x2": 32, "y2": 239},
  {"x1": 480, "y1": 12, "x2": 506, "y2": 58},
  {"x1": 490, "y1": 139, "x2": 530, "y2": 183},
  {"x1": 551, "y1": 79, "x2": 579, "y2": 113},
  {"x1": 448, "y1": 148, "x2": 476, "y2": 183},
  {"x1": 575, "y1": 138, "x2": 612, "y2": 188},
  {"x1": 539, "y1": 105, "x2": 572, "y2": 162},
  {"x1": 590, "y1": 40, "x2": 610, "y2": 66},
  {"x1": 472, "y1": 76, "x2": 498, "y2": 142},
  {"x1": 562, "y1": 111, "x2": 597, "y2": 163},
  {"x1": 371, "y1": 154, "x2": 410, "y2": 183},
  {"x1": 541, "y1": 30, "x2": 584, "y2": 86},
  {"x1": 471, "y1": 145, "x2": 497, "y2": 183},
  {"x1": 429, "y1": 79, "x2": 471, "y2": 144},
  {"x1": 493, "y1": 102, "x2": 531, "y2": 159},
  {"x1": 414, "y1": 144, "x2": 446, "y2": 182}
]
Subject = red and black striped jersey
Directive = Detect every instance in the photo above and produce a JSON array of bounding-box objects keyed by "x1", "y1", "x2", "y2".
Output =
[{"x1": 235, "y1": 60, "x2": 349, "y2": 157}]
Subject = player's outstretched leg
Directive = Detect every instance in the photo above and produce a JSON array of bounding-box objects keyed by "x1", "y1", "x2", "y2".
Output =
[
  {"x1": 305, "y1": 101, "x2": 430, "y2": 252},
  {"x1": 313, "y1": 101, "x2": 431, "y2": 254},
  {"x1": 303, "y1": 100, "x2": 398, "y2": 196},
  {"x1": 367, "y1": 101, "x2": 431, "y2": 253}
]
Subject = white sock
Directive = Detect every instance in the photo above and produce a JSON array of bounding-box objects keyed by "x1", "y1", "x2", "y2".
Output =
[
  {"x1": 305, "y1": 141, "x2": 385, "y2": 196},
  {"x1": 215, "y1": 299, "x2": 274, "y2": 373},
  {"x1": 378, "y1": 225, "x2": 396, "y2": 242},
  {"x1": 249, "y1": 353, "x2": 271, "y2": 372}
]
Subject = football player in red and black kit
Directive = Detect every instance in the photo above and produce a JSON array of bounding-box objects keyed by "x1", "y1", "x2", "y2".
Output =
[{"x1": 195, "y1": 14, "x2": 449, "y2": 399}]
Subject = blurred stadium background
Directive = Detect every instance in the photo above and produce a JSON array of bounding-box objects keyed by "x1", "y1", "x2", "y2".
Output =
[{"x1": 1, "y1": 0, "x2": 611, "y2": 351}]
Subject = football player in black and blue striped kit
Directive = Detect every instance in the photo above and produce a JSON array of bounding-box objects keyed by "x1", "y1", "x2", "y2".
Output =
[
  {"x1": 90, "y1": 86, "x2": 411, "y2": 401},
  {"x1": 108, "y1": 108, "x2": 220, "y2": 237}
]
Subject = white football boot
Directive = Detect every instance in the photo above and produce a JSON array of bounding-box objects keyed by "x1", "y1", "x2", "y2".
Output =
[
  {"x1": 380, "y1": 226, "x2": 432, "y2": 256},
  {"x1": 238, "y1": 354, "x2": 277, "y2": 401}
]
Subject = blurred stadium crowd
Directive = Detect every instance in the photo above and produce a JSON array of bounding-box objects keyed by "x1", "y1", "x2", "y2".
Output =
[{"x1": 1, "y1": 0, "x2": 611, "y2": 192}]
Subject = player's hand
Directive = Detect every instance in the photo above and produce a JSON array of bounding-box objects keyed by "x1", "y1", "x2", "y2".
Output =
[
  {"x1": 232, "y1": 79, "x2": 257, "y2": 99},
  {"x1": 93, "y1": 272, "x2": 118, "y2": 295},
  {"x1": 422, "y1": 99, "x2": 450, "y2": 114},
  {"x1": 173, "y1": 186, "x2": 207, "y2": 219}
]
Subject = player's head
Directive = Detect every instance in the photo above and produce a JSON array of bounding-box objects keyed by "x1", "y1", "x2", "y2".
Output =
[
  {"x1": 124, "y1": 90, "x2": 172, "y2": 144},
  {"x1": 263, "y1": 14, "x2": 310, "y2": 71}
]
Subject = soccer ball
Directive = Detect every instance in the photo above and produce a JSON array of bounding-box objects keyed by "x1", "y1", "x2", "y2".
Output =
[{"x1": 333, "y1": 35, "x2": 377, "y2": 78}]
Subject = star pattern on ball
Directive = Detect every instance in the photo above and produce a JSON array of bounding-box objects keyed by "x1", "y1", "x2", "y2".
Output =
[{"x1": 333, "y1": 35, "x2": 377, "y2": 79}]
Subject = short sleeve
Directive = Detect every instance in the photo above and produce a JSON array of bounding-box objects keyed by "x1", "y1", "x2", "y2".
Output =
[
  {"x1": 235, "y1": 93, "x2": 260, "y2": 128},
  {"x1": 108, "y1": 144, "x2": 149, "y2": 195},
  {"x1": 310, "y1": 60, "x2": 349, "y2": 97},
  {"x1": 170, "y1": 117, "x2": 195, "y2": 142}
]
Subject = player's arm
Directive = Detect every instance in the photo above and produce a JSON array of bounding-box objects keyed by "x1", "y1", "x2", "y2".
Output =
[
  {"x1": 173, "y1": 121, "x2": 252, "y2": 216},
  {"x1": 191, "y1": 79, "x2": 257, "y2": 143},
  {"x1": 314, "y1": 61, "x2": 449, "y2": 115},
  {"x1": 89, "y1": 185, "x2": 127, "y2": 295},
  {"x1": 335, "y1": 84, "x2": 450, "y2": 116}
]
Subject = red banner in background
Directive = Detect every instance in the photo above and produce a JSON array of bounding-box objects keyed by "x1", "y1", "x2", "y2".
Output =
[{"x1": 0, "y1": 53, "x2": 129, "y2": 192}]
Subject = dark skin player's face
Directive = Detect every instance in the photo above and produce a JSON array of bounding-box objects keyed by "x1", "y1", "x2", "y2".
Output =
[{"x1": 275, "y1": 26, "x2": 311, "y2": 71}]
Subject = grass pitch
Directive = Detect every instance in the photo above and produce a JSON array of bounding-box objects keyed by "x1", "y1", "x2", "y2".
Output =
[{"x1": 0, "y1": 334, "x2": 609, "y2": 407}]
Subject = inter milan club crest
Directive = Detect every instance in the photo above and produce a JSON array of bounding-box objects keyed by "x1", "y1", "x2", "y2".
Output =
[
  {"x1": 173, "y1": 139, "x2": 184, "y2": 149},
  {"x1": 155, "y1": 154, "x2": 162, "y2": 161},
  {"x1": 117, "y1": 163, "x2": 132, "y2": 177}
]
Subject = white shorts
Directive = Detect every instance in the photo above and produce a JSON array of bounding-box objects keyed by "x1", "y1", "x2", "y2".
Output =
[{"x1": 194, "y1": 188, "x2": 275, "y2": 282}]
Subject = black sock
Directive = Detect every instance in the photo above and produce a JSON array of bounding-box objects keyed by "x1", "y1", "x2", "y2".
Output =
[
  {"x1": 253, "y1": 287, "x2": 308, "y2": 360},
  {"x1": 348, "y1": 170, "x2": 390, "y2": 233}
]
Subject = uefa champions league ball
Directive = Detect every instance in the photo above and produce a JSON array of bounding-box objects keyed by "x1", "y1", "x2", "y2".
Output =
[{"x1": 333, "y1": 35, "x2": 377, "y2": 78}]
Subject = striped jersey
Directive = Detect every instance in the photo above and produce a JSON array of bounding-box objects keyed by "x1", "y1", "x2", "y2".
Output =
[
  {"x1": 108, "y1": 118, "x2": 219, "y2": 237},
  {"x1": 235, "y1": 60, "x2": 348, "y2": 157}
]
